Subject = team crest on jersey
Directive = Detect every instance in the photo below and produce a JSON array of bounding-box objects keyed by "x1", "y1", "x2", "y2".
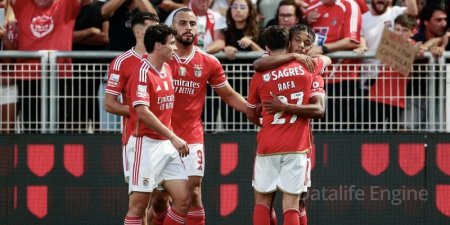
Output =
[
  {"x1": 384, "y1": 21, "x2": 393, "y2": 28},
  {"x1": 30, "y1": 15, "x2": 54, "y2": 38},
  {"x1": 179, "y1": 67, "x2": 186, "y2": 76},
  {"x1": 331, "y1": 18, "x2": 337, "y2": 26},
  {"x1": 142, "y1": 177, "x2": 149, "y2": 187},
  {"x1": 193, "y1": 64, "x2": 203, "y2": 77},
  {"x1": 263, "y1": 73, "x2": 271, "y2": 82}
]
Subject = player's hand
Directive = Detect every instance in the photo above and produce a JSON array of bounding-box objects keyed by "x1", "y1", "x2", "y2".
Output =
[
  {"x1": 238, "y1": 36, "x2": 253, "y2": 49},
  {"x1": 306, "y1": 10, "x2": 321, "y2": 24},
  {"x1": 169, "y1": 135, "x2": 189, "y2": 157},
  {"x1": 262, "y1": 92, "x2": 286, "y2": 114},
  {"x1": 224, "y1": 46, "x2": 238, "y2": 60},
  {"x1": 293, "y1": 53, "x2": 315, "y2": 72}
]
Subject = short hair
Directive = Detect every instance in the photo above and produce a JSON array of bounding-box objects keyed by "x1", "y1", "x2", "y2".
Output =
[
  {"x1": 289, "y1": 23, "x2": 316, "y2": 43},
  {"x1": 144, "y1": 24, "x2": 177, "y2": 53},
  {"x1": 420, "y1": 4, "x2": 446, "y2": 23},
  {"x1": 394, "y1": 14, "x2": 417, "y2": 30},
  {"x1": 262, "y1": 25, "x2": 289, "y2": 51},
  {"x1": 172, "y1": 7, "x2": 194, "y2": 24},
  {"x1": 131, "y1": 12, "x2": 160, "y2": 28},
  {"x1": 275, "y1": 0, "x2": 302, "y2": 22}
]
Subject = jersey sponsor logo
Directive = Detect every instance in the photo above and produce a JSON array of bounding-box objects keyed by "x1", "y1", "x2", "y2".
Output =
[
  {"x1": 173, "y1": 79, "x2": 201, "y2": 95},
  {"x1": 263, "y1": 73, "x2": 271, "y2": 82},
  {"x1": 179, "y1": 67, "x2": 186, "y2": 76},
  {"x1": 193, "y1": 64, "x2": 203, "y2": 77},
  {"x1": 107, "y1": 73, "x2": 120, "y2": 87},
  {"x1": 30, "y1": 15, "x2": 54, "y2": 38},
  {"x1": 270, "y1": 65, "x2": 306, "y2": 81},
  {"x1": 137, "y1": 85, "x2": 148, "y2": 98},
  {"x1": 313, "y1": 27, "x2": 329, "y2": 46}
]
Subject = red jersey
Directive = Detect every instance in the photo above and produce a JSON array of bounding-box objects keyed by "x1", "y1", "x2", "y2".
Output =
[
  {"x1": 129, "y1": 59, "x2": 175, "y2": 140},
  {"x1": 13, "y1": 0, "x2": 82, "y2": 78},
  {"x1": 369, "y1": 70, "x2": 409, "y2": 108},
  {"x1": 306, "y1": 0, "x2": 361, "y2": 45},
  {"x1": 247, "y1": 59, "x2": 325, "y2": 155},
  {"x1": 105, "y1": 48, "x2": 142, "y2": 145},
  {"x1": 168, "y1": 47, "x2": 228, "y2": 143}
]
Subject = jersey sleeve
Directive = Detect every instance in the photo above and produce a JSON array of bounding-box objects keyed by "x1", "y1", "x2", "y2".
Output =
[
  {"x1": 207, "y1": 56, "x2": 228, "y2": 88},
  {"x1": 129, "y1": 63, "x2": 150, "y2": 108},
  {"x1": 342, "y1": 0, "x2": 362, "y2": 43},
  {"x1": 310, "y1": 75, "x2": 325, "y2": 98},
  {"x1": 105, "y1": 59, "x2": 126, "y2": 96},
  {"x1": 247, "y1": 73, "x2": 262, "y2": 108}
]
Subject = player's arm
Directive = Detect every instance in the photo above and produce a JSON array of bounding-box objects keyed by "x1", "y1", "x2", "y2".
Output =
[
  {"x1": 253, "y1": 53, "x2": 315, "y2": 72},
  {"x1": 246, "y1": 106, "x2": 261, "y2": 126},
  {"x1": 135, "y1": 105, "x2": 189, "y2": 156},
  {"x1": 214, "y1": 83, "x2": 248, "y2": 113},
  {"x1": 134, "y1": 0, "x2": 157, "y2": 14},
  {"x1": 404, "y1": 0, "x2": 418, "y2": 16},
  {"x1": 104, "y1": 93, "x2": 130, "y2": 117},
  {"x1": 263, "y1": 93, "x2": 326, "y2": 119}
]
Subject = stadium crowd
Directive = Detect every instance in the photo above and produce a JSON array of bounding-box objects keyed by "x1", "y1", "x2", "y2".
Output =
[{"x1": 0, "y1": 0, "x2": 449, "y2": 133}]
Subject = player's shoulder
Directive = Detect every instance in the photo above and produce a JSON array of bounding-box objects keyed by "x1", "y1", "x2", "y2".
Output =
[
  {"x1": 111, "y1": 49, "x2": 141, "y2": 69},
  {"x1": 194, "y1": 47, "x2": 221, "y2": 64}
]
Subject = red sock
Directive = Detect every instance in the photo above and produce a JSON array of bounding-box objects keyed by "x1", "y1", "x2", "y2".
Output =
[
  {"x1": 299, "y1": 207, "x2": 307, "y2": 225},
  {"x1": 270, "y1": 208, "x2": 277, "y2": 225},
  {"x1": 163, "y1": 208, "x2": 186, "y2": 225},
  {"x1": 124, "y1": 216, "x2": 143, "y2": 225},
  {"x1": 185, "y1": 207, "x2": 205, "y2": 225},
  {"x1": 153, "y1": 208, "x2": 169, "y2": 225},
  {"x1": 253, "y1": 204, "x2": 270, "y2": 225},
  {"x1": 283, "y1": 209, "x2": 300, "y2": 225}
]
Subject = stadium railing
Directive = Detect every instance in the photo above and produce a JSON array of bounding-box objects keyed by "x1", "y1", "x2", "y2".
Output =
[{"x1": 0, "y1": 50, "x2": 448, "y2": 133}]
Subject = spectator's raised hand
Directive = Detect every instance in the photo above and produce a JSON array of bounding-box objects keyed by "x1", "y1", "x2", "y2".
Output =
[
  {"x1": 306, "y1": 10, "x2": 321, "y2": 24},
  {"x1": 224, "y1": 46, "x2": 238, "y2": 60},
  {"x1": 430, "y1": 46, "x2": 444, "y2": 60}
]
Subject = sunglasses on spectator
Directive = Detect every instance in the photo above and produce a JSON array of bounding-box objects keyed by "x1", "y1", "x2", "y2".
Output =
[{"x1": 231, "y1": 4, "x2": 248, "y2": 10}]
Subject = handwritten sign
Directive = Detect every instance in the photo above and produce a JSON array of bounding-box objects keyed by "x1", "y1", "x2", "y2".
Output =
[{"x1": 375, "y1": 28, "x2": 418, "y2": 76}]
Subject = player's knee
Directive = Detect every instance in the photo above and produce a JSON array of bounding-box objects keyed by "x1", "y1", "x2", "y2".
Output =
[
  {"x1": 129, "y1": 201, "x2": 148, "y2": 216},
  {"x1": 152, "y1": 192, "x2": 170, "y2": 212},
  {"x1": 172, "y1": 194, "x2": 191, "y2": 214}
]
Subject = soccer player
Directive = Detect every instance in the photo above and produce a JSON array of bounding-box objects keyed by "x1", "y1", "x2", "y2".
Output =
[
  {"x1": 104, "y1": 12, "x2": 160, "y2": 184},
  {"x1": 148, "y1": 7, "x2": 248, "y2": 225},
  {"x1": 246, "y1": 25, "x2": 328, "y2": 225},
  {"x1": 124, "y1": 23, "x2": 191, "y2": 225}
]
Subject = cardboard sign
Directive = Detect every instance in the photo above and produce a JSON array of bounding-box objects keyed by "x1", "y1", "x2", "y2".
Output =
[{"x1": 375, "y1": 28, "x2": 418, "y2": 76}]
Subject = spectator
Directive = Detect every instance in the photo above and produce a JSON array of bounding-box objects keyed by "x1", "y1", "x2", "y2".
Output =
[
  {"x1": 11, "y1": 0, "x2": 90, "y2": 132},
  {"x1": 72, "y1": 0, "x2": 109, "y2": 132},
  {"x1": 304, "y1": 0, "x2": 362, "y2": 130},
  {"x1": 255, "y1": 0, "x2": 281, "y2": 27},
  {"x1": 0, "y1": 1, "x2": 17, "y2": 133},
  {"x1": 98, "y1": 0, "x2": 155, "y2": 131},
  {"x1": 402, "y1": 4, "x2": 448, "y2": 130},
  {"x1": 154, "y1": 0, "x2": 188, "y2": 22},
  {"x1": 224, "y1": 0, "x2": 263, "y2": 60},
  {"x1": 265, "y1": 0, "x2": 303, "y2": 29},
  {"x1": 165, "y1": 0, "x2": 227, "y2": 54}
]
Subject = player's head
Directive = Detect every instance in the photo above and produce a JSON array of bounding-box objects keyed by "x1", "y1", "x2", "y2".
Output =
[
  {"x1": 276, "y1": 0, "x2": 302, "y2": 29},
  {"x1": 131, "y1": 12, "x2": 160, "y2": 40},
  {"x1": 172, "y1": 8, "x2": 197, "y2": 46},
  {"x1": 144, "y1": 24, "x2": 177, "y2": 60},
  {"x1": 289, "y1": 23, "x2": 315, "y2": 54},
  {"x1": 262, "y1": 25, "x2": 289, "y2": 53},
  {"x1": 393, "y1": 14, "x2": 416, "y2": 40},
  {"x1": 33, "y1": 0, "x2": 53, "y2": 8},
  {"x1": 371, "y1": 0, "x2": 390, "y2": 15}
]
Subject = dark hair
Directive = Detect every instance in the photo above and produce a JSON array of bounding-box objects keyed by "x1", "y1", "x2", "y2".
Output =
[
  {"x1": 262, "y1": 25, "x2": 289, "y2": 51},
  {"x1": 420, "y1": 4, "x2": 446, "y2": 23},
  {"x1": 144, "y1": 24, "x2": 177, "y2": 53},
  {"x1": 275, "y1": 0, "x2": 302, "y2": 23},
  {"x1": 394, "y1": 14, "x2": 417, "y2": 29},
  {"x1": 172, "y1": 7, "x2": 194, "y2": 24},
  {"x1": 289, "y1": 23, "x2": 315, "y2": 43},
  {"x1": 226, "y1": 0, "x2": 260, "y2": 40},
  {"x1": 131, "y1": 12, "x2": 160, "y2": 28}
]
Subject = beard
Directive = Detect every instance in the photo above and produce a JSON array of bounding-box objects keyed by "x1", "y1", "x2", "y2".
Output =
[
  {"x1": 176, "y1": 33, "x2": 195, "y2": 46},
  {"x1": 371, "y1": 0, "x2": 389, "y2": 15}
]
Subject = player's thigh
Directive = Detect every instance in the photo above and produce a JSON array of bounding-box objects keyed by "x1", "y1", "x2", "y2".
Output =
[
  {"x1": 163, "y1": 179, "x2": 190, "y2": 204},
  {"x1": 252, "y1": 155, "x2": 280, "y2": 193},
  {"x1": 128, "y1": 136, "x2": 156, "y2": 193},
  {"x1": 279, "y1": 153, "x2": 307, "y2": 195},
  {"x1": 182, "y1": 143, "x2": 205, "y2": 177}
]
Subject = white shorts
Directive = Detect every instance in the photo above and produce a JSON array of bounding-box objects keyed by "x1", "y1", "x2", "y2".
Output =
[
  {"x1": 123, "y1": 144, "x2": 130, "y2": 183},
  {"x1": 181, "y1": 143, "x2": 205, "y2": 177},
  {"x1": 127, "y1": 136, "x2": 188, "y2": 194},
  {"x1": 252, "y1": 153, "x2": 308, "y2": 195},
  {"x1": 301, "y1": 158, "x2": 311, "y2": 193},
  {"x1": 0, "y1": 84, "x2": 18, "y2": 105}
]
